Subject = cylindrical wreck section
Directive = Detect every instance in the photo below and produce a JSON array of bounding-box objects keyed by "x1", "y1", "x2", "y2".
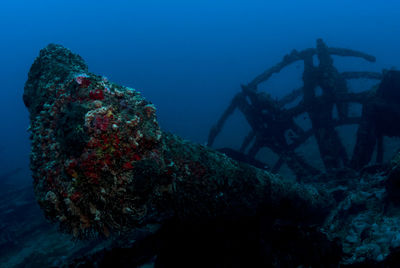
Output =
[{"x1": 24, "y1": 44, "x2": 333, "y2": 238}]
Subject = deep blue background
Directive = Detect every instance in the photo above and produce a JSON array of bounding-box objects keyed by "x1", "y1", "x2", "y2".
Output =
[{"x1": 1, "y1": 0, "x2": 399, "y2": 185}]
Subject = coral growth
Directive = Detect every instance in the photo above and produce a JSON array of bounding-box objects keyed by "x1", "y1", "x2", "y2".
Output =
[
  {"x1": 26, "y1": 45, "x2": 163, "y2": 238},
  {"x1": 24, "y1": 45, "x2": 333, "y2": 264}
]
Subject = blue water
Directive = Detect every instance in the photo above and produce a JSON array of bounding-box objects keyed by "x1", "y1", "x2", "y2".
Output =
[{"x1": 1, "y1": 0, "x2": 400, "y2": 186}]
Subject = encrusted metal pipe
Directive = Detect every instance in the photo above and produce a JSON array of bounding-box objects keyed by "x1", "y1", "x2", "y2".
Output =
[{"x1": 24, "y1": 44, "x2": 333, "y2": 238}]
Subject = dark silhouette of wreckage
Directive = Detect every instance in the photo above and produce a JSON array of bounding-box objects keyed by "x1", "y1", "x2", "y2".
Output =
[{"x1": 208, "y1": 39, "x2": 400, "y2": 178}]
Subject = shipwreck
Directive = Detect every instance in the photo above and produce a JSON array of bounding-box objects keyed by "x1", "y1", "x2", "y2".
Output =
[{"x1": 22, "y1": 40, "x2": 400, "y2": 267}]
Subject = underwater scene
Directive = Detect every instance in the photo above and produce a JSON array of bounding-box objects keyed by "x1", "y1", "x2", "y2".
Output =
[{"x1": 2, "y1": 0, "x2": 400, "y2": 267}]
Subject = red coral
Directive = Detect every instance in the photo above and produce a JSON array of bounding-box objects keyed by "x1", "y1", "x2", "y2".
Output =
[
  {"x1": 123, "y1": 162, "x2": 134, "y2": 170},
  {"x1": 113, "y1": 134, "x2": 120, "y2": 146},
  {"x1": 87, "y1": 137, "x2": 101, "y2": 148},
  {"x1": 132, "y1": 154, "x2": 141, "y2": 161},
  {"x1": 70, "y1": 192, "x2": 82, "y2": 202},
  {"x1": 75, "y1": 75, "x2": 92, "y2": 88},
  {"x1": 84, "y1": 171, "x2": 100, "y2": 184},
  {"x1": 89, "y1": 89, "x2": 104, "y2": 100},
  {"x1": 95, "y1": 116, "x2": 109, "y2": 131},
  {"x1": 104, "y1": 155, "x2": 112, "y2": 166},
  {"x1": 65, "y1": 159, "x2": 78, "y2": 175}
]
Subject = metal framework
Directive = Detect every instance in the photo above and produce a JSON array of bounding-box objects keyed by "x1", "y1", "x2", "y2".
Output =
[{"x1": 207, "y1": 39, "x2": 398, "y2": 178}]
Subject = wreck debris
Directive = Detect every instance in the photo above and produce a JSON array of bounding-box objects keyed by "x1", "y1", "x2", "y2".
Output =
[
  {"x1": 352, "y1": 70, "x2": 400, "y2": 169},
  {"x1": 23, "y1": 44, "x2": 333, "y2": 239},
  {"x1": 208, "y1": 39, "x2": 391, "y2": 177}
]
